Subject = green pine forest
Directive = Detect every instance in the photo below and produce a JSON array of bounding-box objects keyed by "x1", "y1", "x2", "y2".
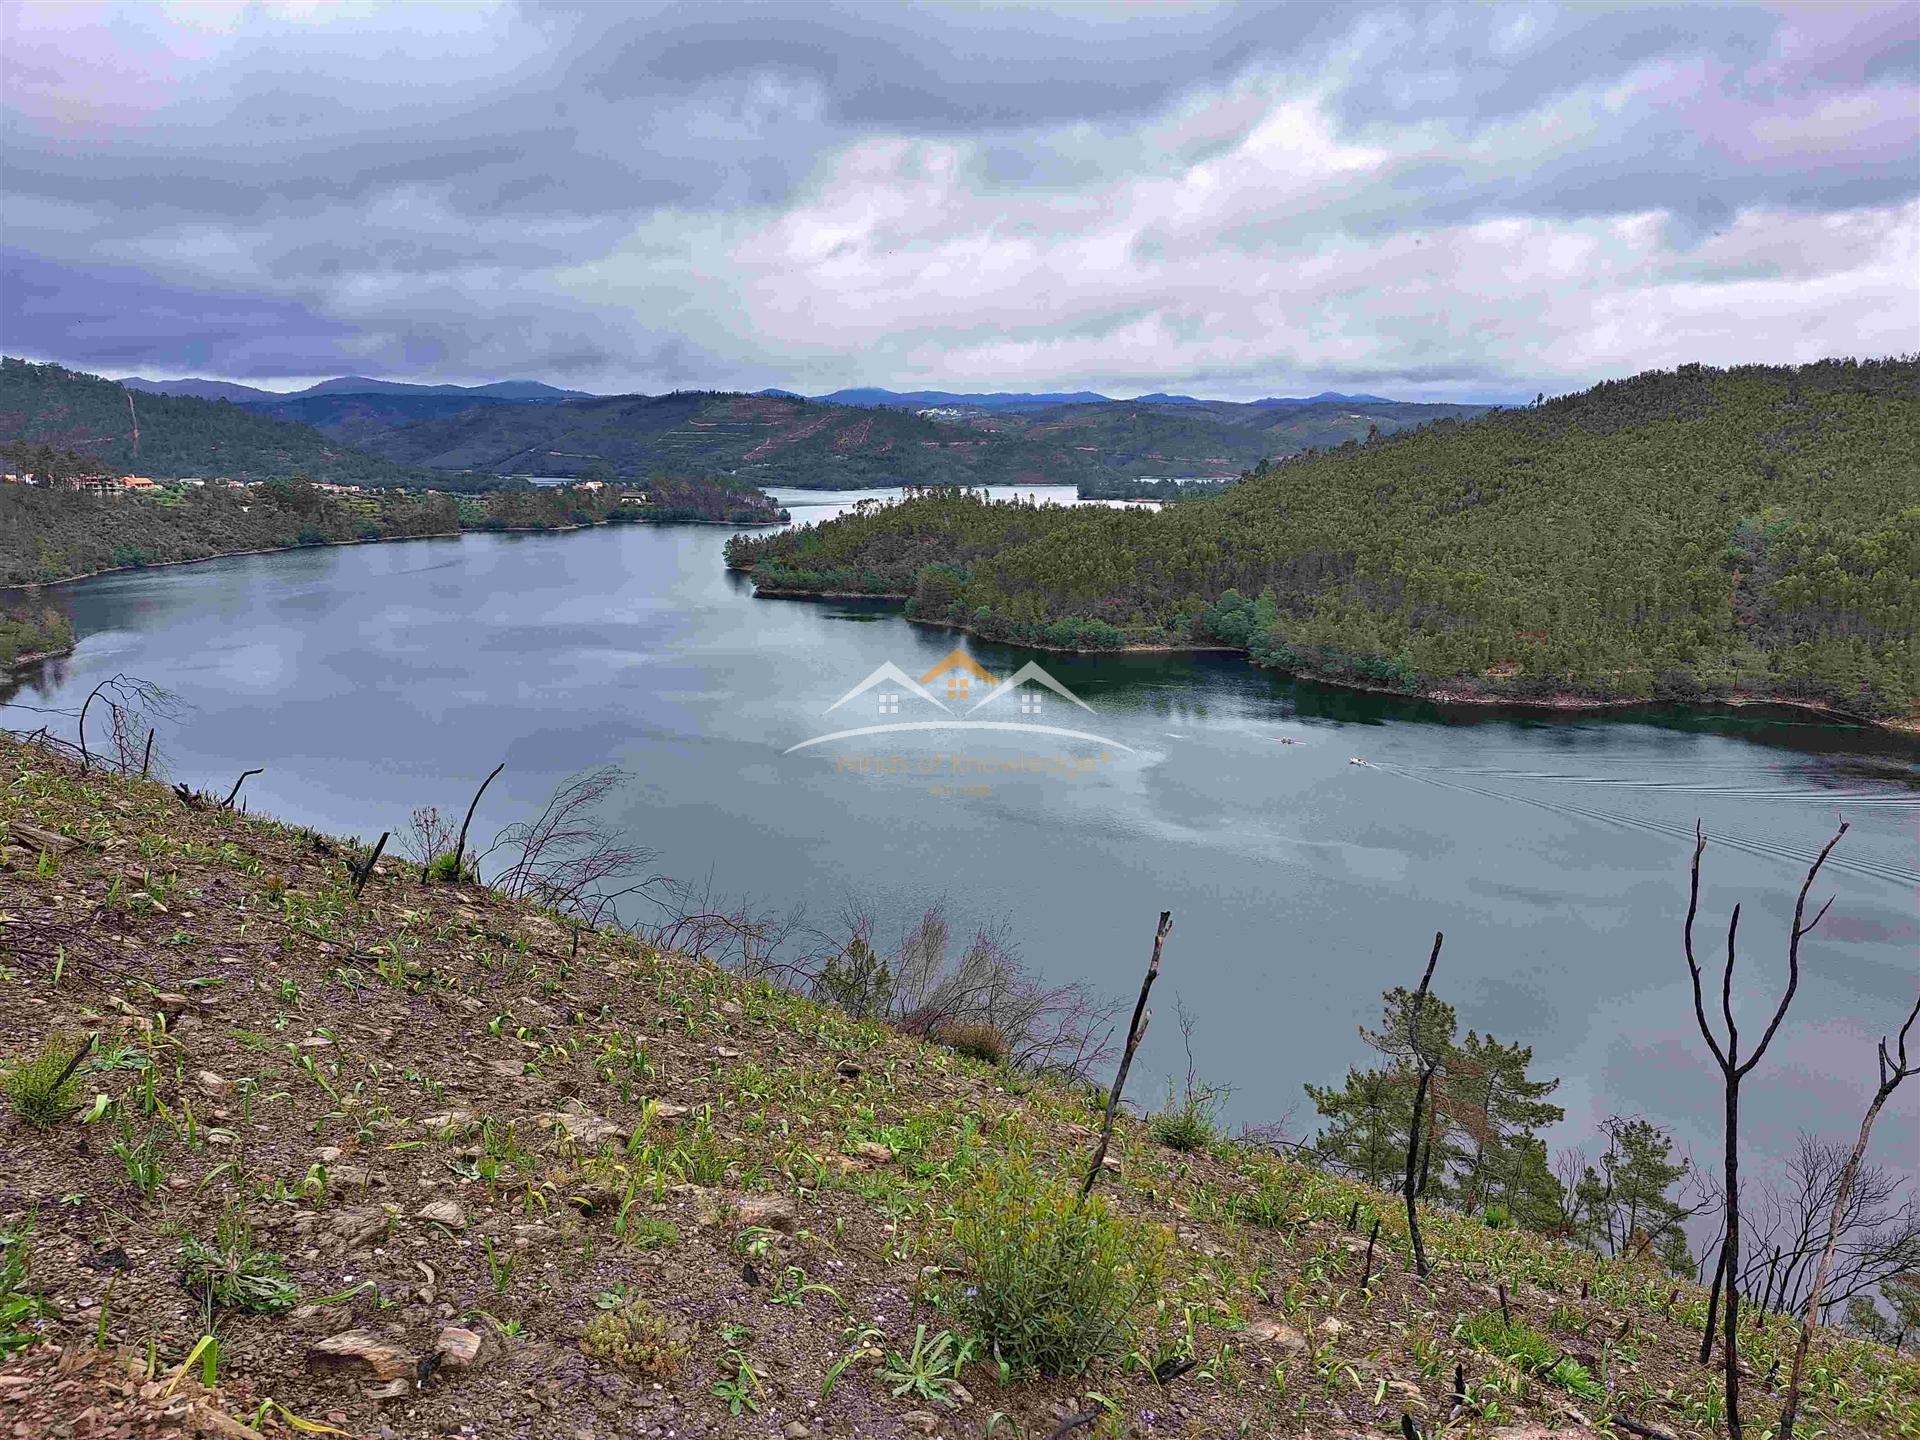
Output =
[
  {"x1": 727, "y1": 360, "x2": 1920, "y2": 720},
  {"x1": 0, "y1": 358, "x2": 474, "y2": 489},
  {"x1": 0, "y1": 472, "x2": 784, "y2": 588}
]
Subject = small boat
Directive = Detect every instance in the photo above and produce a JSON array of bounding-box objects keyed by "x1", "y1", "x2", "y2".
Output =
[{"x1": 1348, "y1": 756, "x2": 1368, "y2": 766}]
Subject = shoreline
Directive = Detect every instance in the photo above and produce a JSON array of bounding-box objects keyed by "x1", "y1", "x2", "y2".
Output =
[
  {"x1": 1, "y1": 643, "x2": 76, "y2": 673},
  {"x1": 1, "y1": 528, "x2": 465, "y2": 594},
  {"x1": 3, "y1": 512, "x2": 790, "y2": 594},
  {"x1": 747, "y1": 582, "x2": 1915, "y2": 735}
]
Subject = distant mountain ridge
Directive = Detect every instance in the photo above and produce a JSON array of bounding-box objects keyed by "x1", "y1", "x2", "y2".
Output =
[
  {"x1": 118, "y1": 377, "x2": 280, "y2": 403},
  {"x1": 56, "y1": 363, "x2": 1487, "y2": 488},
  {"x1": 812, "y1": 387, "x2": 1404, "y2": 411},
  {"x1": 814, "y1": 387, "x2": 1113, "y2": 412},
  {"x1": 119, "y1": 375, "x2": 591, "y2": 402}
]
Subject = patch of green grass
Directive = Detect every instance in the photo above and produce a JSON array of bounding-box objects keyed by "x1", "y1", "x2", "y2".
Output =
[
  {"x1": 1456, "y1": 1310, "x2": 1606, "y2": 1402},
  {"x1": 951, "y1": 1154, "x2": 1166, "y2": 1378},
  {"x1": 622, "y1": 1215, "x2": 680, "y2": 1251},
  {"x1": 1147, "y1": 1077, "x2": 1222, "y2": 1153},
  {"x1": 0, "y1": 1218, "x2": 55, "y2": 1358},
  {"x1": 3, "y1": 1030, "x2": 89, "y2": 1129}
]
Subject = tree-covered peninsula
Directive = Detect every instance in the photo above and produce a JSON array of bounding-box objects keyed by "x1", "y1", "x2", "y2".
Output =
[
  {"x1": 727, "y1": 360, "x2": 1920, "y2": 719},
  {"x1": 0, "y1": 474, "x2": 784, "y2": 588}
]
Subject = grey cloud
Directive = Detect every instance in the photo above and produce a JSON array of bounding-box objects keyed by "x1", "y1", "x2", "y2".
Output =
[
  {"x1": 0, "y1": 1, "x2": 1913, "y2": 395},
  {"x1": 0, "y1": 248, "x2": 359, "y2": 377}
]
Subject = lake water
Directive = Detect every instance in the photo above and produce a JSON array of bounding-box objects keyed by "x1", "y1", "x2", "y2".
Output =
[{"x1": 7, "y1": 484, "x2": 1916, "y2": 1181}]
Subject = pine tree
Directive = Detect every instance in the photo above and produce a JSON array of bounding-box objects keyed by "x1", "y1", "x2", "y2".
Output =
[
  {"x1": 1573, "y1": 1116, "x2": 1693, "y2": 1267},
  {"x1": 1444, "y1": 1031, "x2": 1565, "y2": 1215},
  {"x1": 1307, "y1": 981, "x2": 1466, "y2": 1192},
  {"x1": 1304, "y1": 1067, "x2": 1412, "y2": 1188}
]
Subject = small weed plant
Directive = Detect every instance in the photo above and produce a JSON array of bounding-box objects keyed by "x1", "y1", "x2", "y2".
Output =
[
  {"x1": 177, "y1": 1208, "x2": 298, "y2": 1315},
  {"x1": 581, "y1": 1296, "x2": 694, "y2": 1378}
]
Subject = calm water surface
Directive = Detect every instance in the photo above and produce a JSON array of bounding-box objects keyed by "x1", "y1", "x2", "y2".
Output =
[{"x1": 9, "y1": 485, "x2": 1917, "y2": 1173}]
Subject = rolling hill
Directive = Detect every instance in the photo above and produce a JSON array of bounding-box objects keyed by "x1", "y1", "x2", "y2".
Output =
[
  {"x1": 355, "y1": 389, "x2": 1094, "y2": 486},
  {"x1": 0, "y1": 358, "x2": 448, "y2": 487},
  {"x1": 355, "y1": 388, "x2": 1487, "y2": 487},
  {"x1": 729, "y1": 359, "x2": 1920, "y2": 719},
  {"x1": 975, "y1": 396, "x2": 1489, "y2": 476},
  {"x1": 50, "y1": 361, "x2": 1493, "y2": 490},
  {"x1": 235, "y1": 392, "x2": 536, "y2": 448}
]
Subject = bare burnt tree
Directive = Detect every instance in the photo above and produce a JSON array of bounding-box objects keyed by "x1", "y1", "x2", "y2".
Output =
[
  {"x1": 1083, "y1": 910, "x2": 1171, "y2": 1198},
  {"x1": 1401, "y1": 932, "x2": 1445, "y2": 1278},
  {"x1": 447, "y1": 761, "x2": 505, "y2": 882},
  {"x1": 1740, "y1": 1137, "x2": 1920, "y2": 1321},
  {"x1": 644, "y1": 872, "x2": 808, "y2": 980},
  {"x1": 1681, "y1": 819, "x2": 1848, "y2": 1440},
  {"x1": 71, "y1": 674, "x2": 182, "y2": 775},
  {"x1": 351, "y1": 832, "x2": 389, "y2": 899},
  {"x1": 484, "y1": 766, "x2": 663, "y2": 920},
  {"x1": 1780, "y1": 988, "x2": 1920, "y2": 1438},
  {"x1": 218, "y1": 767, "x2": 263, "y2": 809}
]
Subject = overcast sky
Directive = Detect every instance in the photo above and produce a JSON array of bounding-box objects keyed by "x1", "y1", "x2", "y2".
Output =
[{"x1": 2, "y1": 1, "x2": 1915, "y2": 401}]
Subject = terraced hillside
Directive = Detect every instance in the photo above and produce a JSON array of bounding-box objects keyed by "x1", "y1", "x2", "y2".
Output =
[{"x1": 0, "y1": 738, "x2": 1912, "y2": 1439}]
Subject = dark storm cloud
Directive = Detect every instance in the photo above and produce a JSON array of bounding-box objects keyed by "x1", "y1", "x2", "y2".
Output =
[
  {"x1": 0, "y1": 248, "x2": 358, "y2": 377},
  {"x1": 0, "y1": 0, "x2": 1913, "y2": 395}
]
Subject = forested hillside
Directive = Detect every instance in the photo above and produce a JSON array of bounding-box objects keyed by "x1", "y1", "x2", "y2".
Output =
[
  {"x1": 0, "y1": 476, "x2": 781, "y2": 586},
  {"x1": 981, "y1": 396, "x2": 1488, "y2": 476},
  {"x1": 729, "y1": 360, "x2": 1920, "y2": 718},
  {"x1": 362, "y1": 385, "x2": 1483, "y2": 486},
  {"x1": 359, "y1": 389, "x2": 1077, "y2": 485},
  {"x1": 237, "y1": 391, "x2": 532, "y2": 447},
  {"x1": 0, "y1": 359, "x2": 445, "y2": 487}
]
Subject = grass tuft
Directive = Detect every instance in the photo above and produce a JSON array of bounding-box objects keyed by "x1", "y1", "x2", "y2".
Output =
[
  {"x1": 934, "y1": 1020, "x2": 1010, "y2": 1066},
  {"x1": 1455, "y1": 1310, "x2": 1607, "y2": 1402},
  {"x1": 3, "y1": 1030, "x2": 89, "y2": 1129},
  {"x1": 1147, "y1": 1076, "x2": 1222, "y2": 1153}
]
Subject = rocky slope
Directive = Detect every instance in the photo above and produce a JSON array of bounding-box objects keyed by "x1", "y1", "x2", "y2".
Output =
[{"x1": 0, "y1": 736, "x2": 1911, "y2": 1439}]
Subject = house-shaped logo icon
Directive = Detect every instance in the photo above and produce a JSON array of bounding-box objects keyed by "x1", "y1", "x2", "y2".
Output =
[
  {"x1": 788, "y1": 646, "x2": 1132, "y2": 754},
  {"x1": 919, "y1": 648, "x2": 995, "y2": 704}
]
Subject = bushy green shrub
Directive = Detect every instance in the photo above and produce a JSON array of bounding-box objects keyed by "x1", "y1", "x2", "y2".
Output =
[
  {"x1": 426, "y1": 850, "x2": 472, "y2": 883},
  {"x1": 2, "y1": 1031, "x2": 88, "y2": 1129},
  {"x1": 951, "y1": 1155, "x2": 1165, "y2": 1377}
]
